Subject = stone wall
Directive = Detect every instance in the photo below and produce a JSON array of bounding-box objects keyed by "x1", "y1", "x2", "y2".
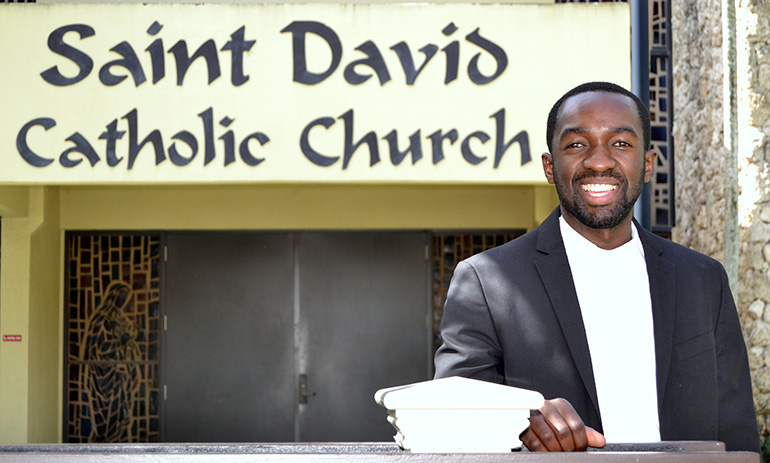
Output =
[
  {"x1": 737, "y1": 0, "x2": 770, "y2": 444},
  {"x1": 672, "y1": 0, "x2": 770, "y2": 446},
  {"x1": 672, "y1": 0, "x2": 728, "y2": 260}
]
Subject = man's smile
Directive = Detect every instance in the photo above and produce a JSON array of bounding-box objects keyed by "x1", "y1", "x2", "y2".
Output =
[
  {"x1": 581, "y1": 183, "x2": 618, "y2": 196},
  {"x1": 577, "y1": 181, "x2": 621, "y2": 207}
]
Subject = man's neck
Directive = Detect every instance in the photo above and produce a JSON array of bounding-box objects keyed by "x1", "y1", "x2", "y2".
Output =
[{"x1": 559, "y1": 207, "x2": 634, "y2": 250}]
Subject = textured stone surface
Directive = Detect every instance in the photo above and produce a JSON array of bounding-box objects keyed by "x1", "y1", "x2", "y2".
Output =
[
  {"x1": 749, "y1": 300, "x2": 766, "y2": 320},
  {"x1": 673, "y1": 0, "x2": 770, "y2": 445},
  {"x1": 672, "y1": 0, "x2": 728, "y2": 262}
]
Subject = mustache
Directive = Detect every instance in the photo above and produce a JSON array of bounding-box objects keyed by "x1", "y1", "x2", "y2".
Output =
[{"x1": 571, "y1": 169, "x2": 626, "y2": 184}]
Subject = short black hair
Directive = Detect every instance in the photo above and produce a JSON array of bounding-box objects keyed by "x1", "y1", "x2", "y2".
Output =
[{"x1": 545, "y1": 81, "x2": 651, "y2": 153}]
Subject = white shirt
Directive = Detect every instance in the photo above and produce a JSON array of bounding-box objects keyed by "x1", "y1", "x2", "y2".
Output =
[{"x1": 559, "y1": 217, "x2": 661, "y2": 443}]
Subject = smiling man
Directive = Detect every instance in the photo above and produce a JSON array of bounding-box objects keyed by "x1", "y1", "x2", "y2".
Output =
[{"x1": 434, "y1": 82, "x2": 760, "y2": 453}]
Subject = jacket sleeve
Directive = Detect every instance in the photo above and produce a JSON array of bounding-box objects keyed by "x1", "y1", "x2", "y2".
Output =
[
  {"x1": 433, "y1": 260, "x2": 505, "y2": 384},
  {"x1": 715, "y1": 267, "x2": 761, "y2": 453}
]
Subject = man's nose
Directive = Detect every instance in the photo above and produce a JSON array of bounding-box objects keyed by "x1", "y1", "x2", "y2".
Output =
[{"x1": 582, "y1": 144, "x2": 617, "y2": 171}]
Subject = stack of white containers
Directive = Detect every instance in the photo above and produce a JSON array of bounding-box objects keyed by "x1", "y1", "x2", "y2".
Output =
[{"x1": 374, "y1": 376, "x2": 544, "y2": 453}]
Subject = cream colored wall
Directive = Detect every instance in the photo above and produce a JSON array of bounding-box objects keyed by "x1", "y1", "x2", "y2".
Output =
[
  {"x1": 0, "y1": 187, "x2": 29, "y2": 218},
  {"x1": 59, "y1": 184, "x2": 557, "y2": 231},
  {"x1": 0, "y1": 187, "x2": 61, "y2": 443},
  {"x1": 0, "y1": 183, "x2": 558, "y2": 444},
  {"x1": 27, "y1": 188, "x2": 62, "y2": 443}
]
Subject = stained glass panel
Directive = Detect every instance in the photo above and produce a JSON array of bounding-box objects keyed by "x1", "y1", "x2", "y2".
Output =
[{"x1": 64, "y1": 233, "x2": 161, "y2": 443}]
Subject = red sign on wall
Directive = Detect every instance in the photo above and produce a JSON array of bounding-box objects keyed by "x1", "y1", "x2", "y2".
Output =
[{"x1": 2, "y1": 335, "x2": 22, "y2": 342}]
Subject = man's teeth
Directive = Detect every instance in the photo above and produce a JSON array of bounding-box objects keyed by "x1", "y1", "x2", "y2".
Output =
[{"x1": 582, "y1": 184, "x2": 617, "y2": 193}]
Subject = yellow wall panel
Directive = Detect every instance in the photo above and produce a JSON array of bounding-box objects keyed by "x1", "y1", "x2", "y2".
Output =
[
  {"x1": 0, "y1": 187, "x2": 30, "y2": 217},
  {"x1": 0, "y1": 188, "x2": 61, "y2": 443},
  {"x1": 60, "y1": 184, "x2": 555, "y2": 231}
]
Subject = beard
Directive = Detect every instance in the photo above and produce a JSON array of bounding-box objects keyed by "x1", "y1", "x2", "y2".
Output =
[{"x1": 553, "y1": 165, "x2": 645, "y2": 229}]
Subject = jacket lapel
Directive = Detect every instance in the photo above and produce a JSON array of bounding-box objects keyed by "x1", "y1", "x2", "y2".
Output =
[
  {"x1": 533, "y1": 209, "x2": 601, "y2": 420},
  {"x1": 637, "y1": 225, "x2": 676, "y2": 409}
]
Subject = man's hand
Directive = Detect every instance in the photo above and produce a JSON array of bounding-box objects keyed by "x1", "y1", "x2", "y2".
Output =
[{"x1": 519, "y1": 398, "x2": 606, "y2": 452}]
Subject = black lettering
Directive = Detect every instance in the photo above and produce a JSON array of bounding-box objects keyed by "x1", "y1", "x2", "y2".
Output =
[
  {"x1": 199, "y1": 107, "x2": 216, "y2": 165},
  {"x1": 167, "y1": 39, "x2": 221, "y2": 85},
  {"x1": 168, "y1": 131, "x2": 197, "y2": 166},
  {"x1": 390, "y1": 42, "x2": 437, "y2": 85},
  {"x1": 466, "y1": 28, "x2": 507, "y2": 85},
  {"x1": 441, "y1": 23, "x2": 460, "y2": 85},
  {"x1": 221, "y1": 26, "x2": 255, "y2": 87},
  {"x1": 16, "y1": 118, "x2": 56, "y2": 167},
  {"x1": 300, "y1": 116, "x2": 338, "y2": 167},
  {"x1": 60, "y1": 133, "x2": 100, "y2": 167},
  {"x1": 339, "y1": 109, "x2": 379, "y2": 169},
  {"x1": 461, "y1": 131, "x2": 489, "y2": 165},
  {"x1": 343, "y1": 41, "x2": 390, "y2": 86},
  {"x1": 122, "y1": 108, "x2": 166, "y2": 170},
  {"x1": 219, "y1": 116, "x2": 236, "y2": 166},
  {"x1": 491, "y1": 108, "x2": 530, "y2": 167},
  {"x1": 99, "y1": 119, "x2": 125, "y2": 167},
  {"x1": 427, "y1": 129, "x2": 458, "y2": 164},
  {"x1": 145, "y1": 22, "x2": 165, "y2": 84},
  {"x1": 281, "y1": 21, "x2": 342, "y2": 85},
  {"x1": 383, "y1": 130, "x2": 422, "y2": 165},
  {"x1": 239, "y1": 132, "x2": 269, "y2": 166},
  {"x1": 99, "y1": 41, "x2": 147, "y2": 86},
  {"x1": 40, "y1": 24, "x2": 95, "y2": 86}
]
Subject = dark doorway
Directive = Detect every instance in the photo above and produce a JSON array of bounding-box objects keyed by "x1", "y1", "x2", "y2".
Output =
[{"x1": 163, "y1": 232, "x2": 430, "y2": 442}]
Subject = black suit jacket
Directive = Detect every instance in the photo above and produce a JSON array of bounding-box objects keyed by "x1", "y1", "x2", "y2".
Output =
[{"x1": 434, "y1": 208, "x2": 759, "y2": 453}]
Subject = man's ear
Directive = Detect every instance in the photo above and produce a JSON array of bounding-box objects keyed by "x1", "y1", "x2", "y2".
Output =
[
  {"x1": 643, "y1": 149, "x2": 657, "y2": 183},
  {"x1": 542, "y1": 153, "x2": 555, "y2": 184}
]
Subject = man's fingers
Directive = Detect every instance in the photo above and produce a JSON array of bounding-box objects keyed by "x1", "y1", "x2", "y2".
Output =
[
  {"x1": 526, "y1": 409, "x2": 568, "y2": 451},
  {"x1": 519, "y1": 426, "x2": 546, "y2": 452},
  {"x1": 520, "y1": 398, "x2": 606, "y2": 452},
  {"x1": 586, "y1": 427, "x2": 606, "y2": 448},
  {"x1": 548, "y1": 399, "x2": 588, "y2": 450}
]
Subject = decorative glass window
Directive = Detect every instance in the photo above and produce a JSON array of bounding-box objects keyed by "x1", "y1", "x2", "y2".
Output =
[{"x1": 64, "y1": 234, "x2": 161, "y2": 443}]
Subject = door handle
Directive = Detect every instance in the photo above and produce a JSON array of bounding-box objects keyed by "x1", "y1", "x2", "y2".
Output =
[{"x1": 298, "y1": 374, "x2": 317, "y2": 404}]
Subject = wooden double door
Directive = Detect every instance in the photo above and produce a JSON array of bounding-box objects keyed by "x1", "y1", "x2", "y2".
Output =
[{"x1": 163, "y1": 232, "x2": 430, "y2": 442}]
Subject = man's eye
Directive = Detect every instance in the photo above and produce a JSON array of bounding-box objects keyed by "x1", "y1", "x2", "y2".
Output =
[
  {"x1": 567, "y1": 142, "x2": 583, "y2": 149},
  {"x1": 615, "y1": 141, "x2": 631, "y2": 147}
]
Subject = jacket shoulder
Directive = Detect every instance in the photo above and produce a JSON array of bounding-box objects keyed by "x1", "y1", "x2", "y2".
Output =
[
  {"x1": 643, "y1": 230, "x2": 726, "y2": 273},
  {"x1": 463, "y1": 227, "x2": 541, "y2": 268}
]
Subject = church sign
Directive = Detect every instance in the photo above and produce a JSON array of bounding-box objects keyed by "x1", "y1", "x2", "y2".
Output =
[{"x1": 0, "y1": 3, "x2": 630, "y2": 184}]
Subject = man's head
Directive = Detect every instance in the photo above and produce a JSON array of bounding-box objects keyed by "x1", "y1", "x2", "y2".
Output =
[
  {"x1": 542, "y1": 82, "x2": 656, "y2": 233},
  {"x1": 546, "y1": 82, "x2": 651, "y2": 153}
]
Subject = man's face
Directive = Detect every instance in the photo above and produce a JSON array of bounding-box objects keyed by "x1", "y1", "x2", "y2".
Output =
[{"x1": 542, "y1": 91, "x2": 656, "y2": 230}]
